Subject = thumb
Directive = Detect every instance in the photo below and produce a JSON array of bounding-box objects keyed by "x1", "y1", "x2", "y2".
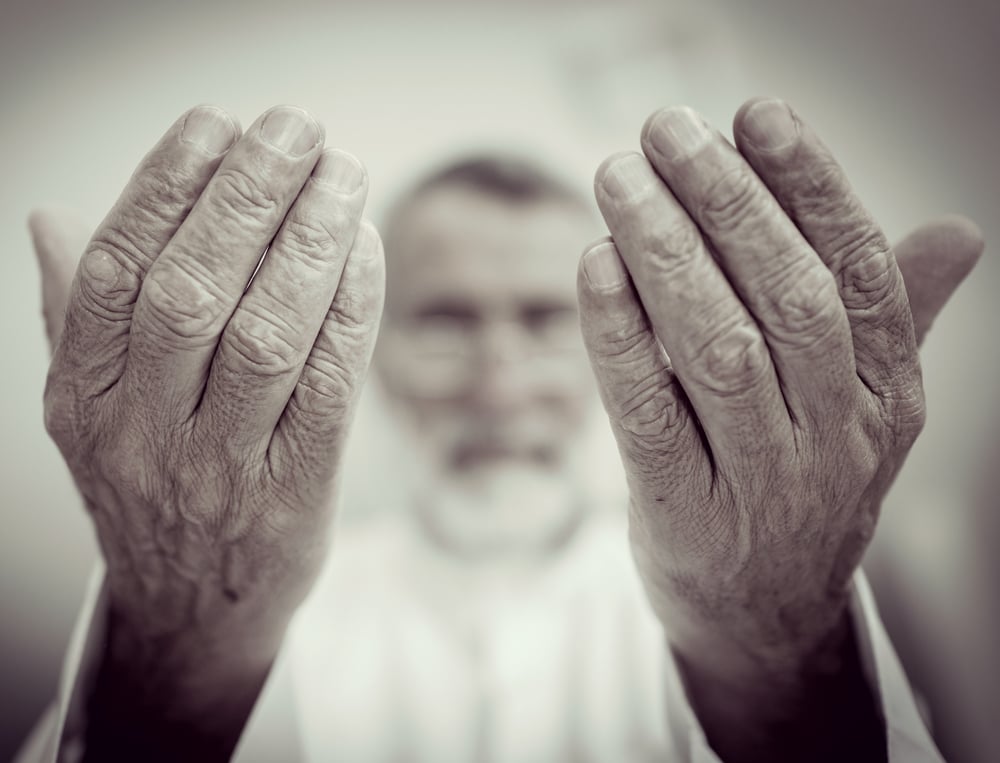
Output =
[
  {"x1": 894, "y1": 214, "x2": 985, "y2": 347},
  {"x1": 27, "y1": 206, "x2": 92, "y2": 354}
]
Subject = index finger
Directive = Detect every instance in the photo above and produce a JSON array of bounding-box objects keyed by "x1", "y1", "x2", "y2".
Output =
[{"x1": 50, "y1": 105, "x2": 239, "y2": 395}]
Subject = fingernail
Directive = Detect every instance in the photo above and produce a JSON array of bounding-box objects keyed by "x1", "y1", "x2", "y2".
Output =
[
  {"x1": 583, "y1": 241, "x2": 628, "y2": 289},
  {"x1": 314, "y1": 149, "x2": 365, "y2": 193},
  {"x1": 600, "y1": 153, "x2": 657, "y2": 201},
  {"x1": 645, "y1": 106, "x2": 713, "y2": 162},
  {"x1": 181, "y1": 106, "x2": 237, "y2": 155},
  {"x1": 742, "y1": 99, "x2": 798, "y2": 151},
  {"x1": 260, "y1": 106, "x2": 321, "y2": 156}
]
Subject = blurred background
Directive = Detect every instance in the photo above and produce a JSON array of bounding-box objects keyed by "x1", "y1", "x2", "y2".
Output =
[{"x1": 0, "y1": 0, "x2": 997, "y2": 760}]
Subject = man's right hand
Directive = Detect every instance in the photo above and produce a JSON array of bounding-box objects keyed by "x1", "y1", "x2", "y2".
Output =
[{"x1": 31, "y1": 104, "x2": 384, "y2": 760}]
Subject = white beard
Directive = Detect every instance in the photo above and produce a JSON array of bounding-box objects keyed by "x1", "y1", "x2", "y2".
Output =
[{"x1": 413, "y1": 460, "x2": 583, "y2": 562}]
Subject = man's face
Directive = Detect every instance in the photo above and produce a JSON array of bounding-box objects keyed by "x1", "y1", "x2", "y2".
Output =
[{"x1": 375, "y1": 183, "x2": 599, "y2": 504}]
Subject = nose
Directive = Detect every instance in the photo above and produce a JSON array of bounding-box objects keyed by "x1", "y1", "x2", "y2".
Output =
[{"x1": 468, "y1": 320, "x2": 534, "y2": 413}]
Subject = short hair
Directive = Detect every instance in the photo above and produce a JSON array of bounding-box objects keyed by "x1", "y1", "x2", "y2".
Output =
[
  {"x1": 380, "y1": 152, "x2": 594, "y2": 256},
  {"x1": 401, "y1": 153, "x2": 587, "y2": 206}
]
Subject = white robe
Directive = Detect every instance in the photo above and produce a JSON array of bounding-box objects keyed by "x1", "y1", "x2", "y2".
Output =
[{"x1": 18, "y1": 513, "x2": 944, "y2": 762}]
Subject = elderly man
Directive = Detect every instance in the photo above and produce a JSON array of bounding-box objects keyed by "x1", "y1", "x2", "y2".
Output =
[{"x1": 18, "y1": 99, "x2": 982, "y2": 762}]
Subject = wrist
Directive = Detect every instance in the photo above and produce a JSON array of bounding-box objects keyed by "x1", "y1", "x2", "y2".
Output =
[
  {"x1": 81, "y1": 591, "x2": 286, "y2": 762},
  {"x1": 100, "y1": 529, "x2": 307, "y2": 661},
  {"x1": 105, "y1": 596, "x2": 284, "y2": 685},
  {"x1": 632, "y1": 535, "x2": 852, "y2": 677},
  {"x1": 668, "y1": 588, "x2": 851, "y2": 684},
  {"x1": 105, "y1": 584, "x2": 291, "y2": 669},
  {"x1": 666, "y1": 593, "x2": 886, "y2": 762}
]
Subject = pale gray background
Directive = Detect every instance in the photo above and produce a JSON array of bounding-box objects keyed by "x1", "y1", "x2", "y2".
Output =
[{"x1": 1, "y1": 0, "x2": 997, "y2": 760}]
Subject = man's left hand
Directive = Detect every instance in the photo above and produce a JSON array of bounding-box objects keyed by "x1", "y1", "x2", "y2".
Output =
[{"x1": 577, "y1": 98, "x2": 982, "y2": 761}]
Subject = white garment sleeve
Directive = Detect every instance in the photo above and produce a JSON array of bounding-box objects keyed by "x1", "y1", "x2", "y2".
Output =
[
  {"x1": 12, "y1": 561, "x2": 303, "y2": 763},
  {"x1": 12, "y1": 563, "x2": 107, "y2": 763},
  {"x1": 661, "y1": 570, "x2": 945, "y2": 762}
]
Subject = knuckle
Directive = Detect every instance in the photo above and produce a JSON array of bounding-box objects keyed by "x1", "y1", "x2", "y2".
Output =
[
  {"x1": 129, "y1": 160, "x2": 199, "y2": 229},
  {"x1": 76, "y1": 247, "x2": 141, "y2": 321},
  {"x1": 785, "y1": 160, "x2": 903, "y2": 312},
  {"x1": 595, "y1": 316, "x2": 652, "y2": 362},
  {"x1": 224, "y1": 306, "x2": 305, "y2": 376},
  {"x1": 139, "y1": 152, "x2": 202, "y2": 207},
  {"x1": 899, "y1": 400, "x2": 927, "y2": 443},
  {"x1": 782, "y1": 160, "x2": 901, "y2": 305},
  {"x1": 839, "y1": 419, "x2": 882, "y2": 485},
  {"x1": 327, "y1": 283, "x2": 380, "y2": 336},
  {"x1": 883, "y1": 381, "x2": 927, "y2": 444},
  {"x1": 835, "y1": 232, "x2": 896, "y2": 310},
  {"x1": 280, "y1": 215, "x2": 338, "y2": 269},
  {"x1": 95, "y1": 163, "x2": 198, "y2": 272},
  {"x1": 95, "y1": 438, "x2": 136, "y2": 493},
  {"x1": 699, "y1": 167, "x2": 760, "y2": 233},
  {"x1": 765, "y1": 262, "x2": 843, "y2": 345},
  {"x1": 786, "y1": 159, "x2": 874, "y2": 246},
  {"x1": 791, "y1": 159, "x2": 848, "y2": 220},
  {"x1": 618, "y1": 371, "x2": 685, "y2": 442},
  {"x1": 142, "y1": 264, "x2": 225, "y2": 345},
  {"x1": 292, "y1": 349, "x2": 356, "y2": 419},
  {"x1": 211, "y1": 167, "x2": 281, "y2": 226},
  {"x1": 88, "y1": 224, "x2": 152, "y2": 275},
  {"x1": 97, "y1": 428, "x2": 165, "y2": 501},
  {"x1": 296, "y1": 301, "x2": 381, "y2": 415},
  {"x1": 592, "y1": 323, "x2": 686, "y2": 443},
  {"x1": 639, "y1": 217, "x2": 703, "y2": 278},
  {"x1": 690, "y1": 322, "x2": 771, "y2": 398}
]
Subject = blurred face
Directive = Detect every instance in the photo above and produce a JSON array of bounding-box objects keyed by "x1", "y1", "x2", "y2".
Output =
[{"x1": 375, "y1": 183, "x2": 601, "y2": 556}]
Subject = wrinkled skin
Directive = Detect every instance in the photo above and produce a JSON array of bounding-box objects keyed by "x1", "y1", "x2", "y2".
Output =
[
  {"x1": 32, "y1": 104, "x2": 385, "y2": 759},
  {"x1": 29, "y1": 98, "x2": 981, "y2": 762},
  {"x1": 577, "y1": 99, "x2": 982, "y2": 760}
]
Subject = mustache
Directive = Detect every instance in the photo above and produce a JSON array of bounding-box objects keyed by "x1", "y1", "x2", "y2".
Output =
[
  {"x1": 450, "y1": 441, "x2": 556, "y2": 470},
  {"x1": 447, "y1": 419, "x2": 561, "y2": 469}
]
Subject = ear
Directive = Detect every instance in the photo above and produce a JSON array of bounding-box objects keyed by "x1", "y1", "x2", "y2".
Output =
[
  {"x1": 28, "y1": 206, "x2": 92, "y2": 354},
  {"x1": 894, "y1": 214, "x2": 984, "y2": 346}
]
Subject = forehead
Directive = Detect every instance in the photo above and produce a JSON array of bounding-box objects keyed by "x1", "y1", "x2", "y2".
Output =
[{"x1": 385, "y1": 184, "x2": 599, "y2": 314}]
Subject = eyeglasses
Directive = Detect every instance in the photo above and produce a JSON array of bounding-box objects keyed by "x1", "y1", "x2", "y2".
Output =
[{"x1": 379, "y1": 309, "x2": 587, "y2": 397}]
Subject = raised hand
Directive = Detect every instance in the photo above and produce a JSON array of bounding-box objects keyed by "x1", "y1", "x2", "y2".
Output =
[
  {"x1": 34, "y1": 105, "x2": 384, "y2": 759},
  {"x1": 577, "y1": 98, "x2": 981, "y2": 761}
]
